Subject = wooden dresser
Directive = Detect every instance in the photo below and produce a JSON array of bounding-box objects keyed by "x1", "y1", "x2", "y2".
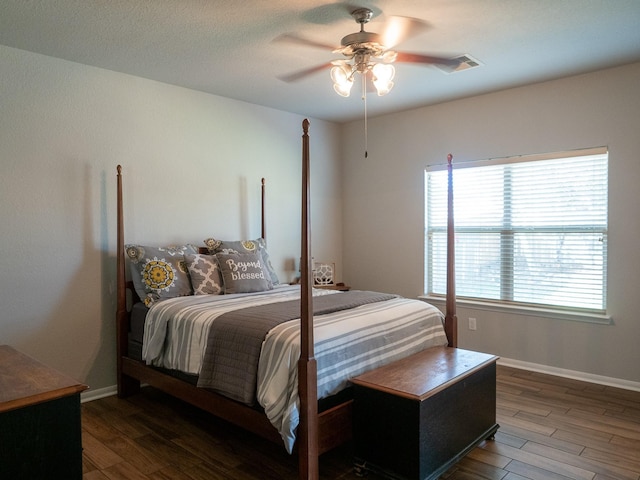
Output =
[
  {"x1": 351, "y1": 346, "x2": 499, "y2": 480},
  {"x1": 0, "y1": 345, "x2": 88, "y2": 479}
]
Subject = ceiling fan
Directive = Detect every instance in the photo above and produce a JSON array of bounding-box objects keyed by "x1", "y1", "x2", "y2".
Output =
[{"x1": 277, "y1": 7, "x2": 462, "y2": 97}]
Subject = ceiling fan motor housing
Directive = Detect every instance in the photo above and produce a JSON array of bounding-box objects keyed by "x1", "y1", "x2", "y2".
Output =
[
  {"x1": 341, "y1": 31, "x2": 383, "y2": 48},
  {"x1": 341, "y1": 8, "x2": 387, "y2": 58},
  {"x1": 340, "y1": 33, "x2": 387, "y2": 59}
]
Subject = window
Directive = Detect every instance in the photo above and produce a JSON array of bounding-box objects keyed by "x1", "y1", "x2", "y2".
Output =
[{"x1": 424, "y1": 147, "x2": 608, "y2": 315}]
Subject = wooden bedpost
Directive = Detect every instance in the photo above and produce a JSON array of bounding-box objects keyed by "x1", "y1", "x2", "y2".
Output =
[
  {"x1": 298, "y1": 119, "x2": 319, "y2": 480},
  {"x1": 116, "y1": 165, "x2": 140, "y2": 397},
  {"x1": 116, "y1": 166, "x2": 126, "y2": 394},
  {"x1": 116, "y1": 166, "x2": 128, "y2": 395},
  {"x1": 261, "y1": 178, "x2": 266, "y2": 241},
  {"x1": 445, "y1": 154, "x2": 458, "y2": 347}
]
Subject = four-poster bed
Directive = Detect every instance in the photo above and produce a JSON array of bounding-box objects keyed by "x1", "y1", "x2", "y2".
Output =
[{"x1": 115, "y1": 120, "x2": 495, "y2": 480}]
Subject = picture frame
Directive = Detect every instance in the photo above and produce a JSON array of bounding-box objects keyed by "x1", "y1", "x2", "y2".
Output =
[{"x1": 313, "y1": 262, "x2": 335, "y2": 286}]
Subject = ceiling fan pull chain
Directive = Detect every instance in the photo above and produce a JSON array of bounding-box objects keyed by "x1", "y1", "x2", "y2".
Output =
[{"x1": 362, "y1": 73, "x2": 368, "y2": 158}]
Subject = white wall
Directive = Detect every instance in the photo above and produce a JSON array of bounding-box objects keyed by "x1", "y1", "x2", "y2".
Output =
[
  {"x1": 0, "y1": 44, "x2": 342, "y2": 392},
  {"x1": 341, "y1": 62, "x2": 640, "y2": 384}
]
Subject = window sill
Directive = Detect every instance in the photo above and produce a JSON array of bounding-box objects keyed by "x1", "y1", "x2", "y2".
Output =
[{"x1": 418, "y1": 295, "x2": 613, "y2": 325}]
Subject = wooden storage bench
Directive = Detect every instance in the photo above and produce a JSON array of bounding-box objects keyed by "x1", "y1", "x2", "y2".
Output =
[{"x1": 351, "y1": 346, "x2": 499, "y2": 480}]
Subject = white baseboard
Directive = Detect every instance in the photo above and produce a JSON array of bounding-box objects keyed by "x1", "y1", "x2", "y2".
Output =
[
  {"x1": 79, "y1": 360, "x2": 640, "y2": 404},
  {"x1": 81, "y1": 385, "x2": 117, "y2": 403},
  {"x1": 498, "y1": 357, "x2": 640, "y2": 392}
]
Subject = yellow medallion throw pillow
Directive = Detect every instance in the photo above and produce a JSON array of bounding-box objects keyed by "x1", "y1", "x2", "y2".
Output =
[{"x1": 125, "y1": 244, "x2": 197, "y2": 306}]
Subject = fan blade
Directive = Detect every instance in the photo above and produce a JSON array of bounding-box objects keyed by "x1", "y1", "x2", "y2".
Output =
[
  {"x1": 274, "y1": 33, "x2": 338, "y2": 52},
  {"x1": 396, "y1": 52, "x2": 462, "y2": 68},
  {"x1": 380, "y1": 16, "x2": 430, "y2": 48},
  {"x1": 278, "y1": 63, "x2": 333, "y2": 83}
]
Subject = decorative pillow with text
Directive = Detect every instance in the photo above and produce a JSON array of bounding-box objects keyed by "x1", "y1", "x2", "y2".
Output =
[
  {"x1": 216, "y1": 252, "x2": 273, "y2": 294},
  {"x1": 204, "y1": 237, "x2": 280, "y2": 285}
]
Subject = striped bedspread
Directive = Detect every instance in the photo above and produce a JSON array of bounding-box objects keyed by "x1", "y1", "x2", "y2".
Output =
[
  {"x1": 142, "y1": 285, "x2": 448, "y2": 453},
  {"x1": 258, "y1": 295, "x2": 448, "y2": 452},
  {"x1": 142, "y1": 285, "x2": 328, "y2": 373}
]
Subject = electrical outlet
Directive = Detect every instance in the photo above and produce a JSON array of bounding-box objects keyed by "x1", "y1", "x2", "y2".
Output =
[{"x1": 468, "y1": 317, "x2": 477, "y2": 330}]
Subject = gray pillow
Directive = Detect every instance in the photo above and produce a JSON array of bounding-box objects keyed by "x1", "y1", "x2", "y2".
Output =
[
  {"x1": 204, "y1": 237, "x2": 279, "y2": 285},
  {"x1": 125, "y1": 244, "x2": 197, "y2": 306},
  {"x1": 216, "y1": 252, "x2": 273, "y2": 294},
  {"x1": 184, "y1": 253, "x2": 224, "y2": 295}
]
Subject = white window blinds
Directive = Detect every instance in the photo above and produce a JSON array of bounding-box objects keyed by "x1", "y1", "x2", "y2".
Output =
[{"x1": 425, "y1": 148, "x2": 608, "y2": 313}]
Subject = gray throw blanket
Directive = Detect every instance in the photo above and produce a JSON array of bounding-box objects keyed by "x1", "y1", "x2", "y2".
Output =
[{"x1": 197, "y1": 290, "x2": 397, "y2": 405}]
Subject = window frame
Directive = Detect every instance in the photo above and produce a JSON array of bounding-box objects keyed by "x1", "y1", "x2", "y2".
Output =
[{"x1": 423, "y1": 147, "x2": 611, "y2": 324}]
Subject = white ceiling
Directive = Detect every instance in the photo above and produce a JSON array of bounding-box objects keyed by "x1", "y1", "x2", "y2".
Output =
[{"x1": 1, "y1": 0, "x2": 639, "y2": 123}]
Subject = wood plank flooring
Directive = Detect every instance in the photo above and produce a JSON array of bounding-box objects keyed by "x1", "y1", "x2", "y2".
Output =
[{"x1": 82, "y1": 366, "x2": 640, "y2": 479}]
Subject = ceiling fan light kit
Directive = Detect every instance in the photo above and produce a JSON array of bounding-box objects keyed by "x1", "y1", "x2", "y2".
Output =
[{"x1": 330, "y1": 55, "x2": 395, "y2": 97}]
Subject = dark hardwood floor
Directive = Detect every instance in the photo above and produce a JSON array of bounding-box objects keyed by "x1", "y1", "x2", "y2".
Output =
[{"x1": 82, "y1": 366, "x2": 640, "y2": 479}]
